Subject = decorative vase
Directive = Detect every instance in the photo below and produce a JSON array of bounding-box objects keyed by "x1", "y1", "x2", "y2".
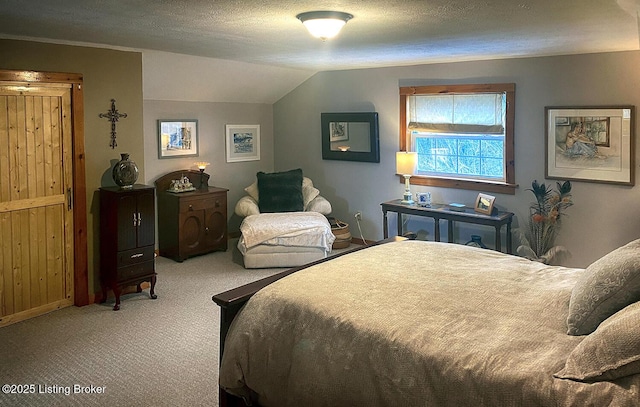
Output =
[
  {"x1": 112, "y1": 153, "x2": 139, "y2": 188},
  {"x1": 465, "y1": 235, "x2": 487, "y2": 249}
]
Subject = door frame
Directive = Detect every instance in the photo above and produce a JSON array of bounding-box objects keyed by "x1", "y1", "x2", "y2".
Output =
[{"x1": 0, "y1": 69, "x2": 89, "y2": 306}]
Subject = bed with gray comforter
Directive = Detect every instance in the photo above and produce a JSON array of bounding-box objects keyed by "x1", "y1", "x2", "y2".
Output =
[{"x1": 216, "y1": 239, "x2": 640, "y2": 406}]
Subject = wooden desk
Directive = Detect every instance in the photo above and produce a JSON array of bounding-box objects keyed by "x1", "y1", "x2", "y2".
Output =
[{"x1": 381, "y1": 199, "x2": 514, "y2": 253}]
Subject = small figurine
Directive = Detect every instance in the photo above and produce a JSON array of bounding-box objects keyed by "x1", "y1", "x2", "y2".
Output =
[{"x1": 169, "y1": 175, "x2": 194, "y2": 192}]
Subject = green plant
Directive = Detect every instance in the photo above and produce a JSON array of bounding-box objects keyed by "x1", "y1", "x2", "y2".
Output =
[{"x1": 517, "y1": 180, "x2": 573, "y2": 264}]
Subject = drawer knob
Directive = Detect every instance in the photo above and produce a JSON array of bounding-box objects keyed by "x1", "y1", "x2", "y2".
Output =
[
  {"x1": 130, "y1": 253, "x2": 144, "y2": 259},
  {"x1": 189, "y1": 205, "x2": 193, "y2": 211},
  {"x1": 215, "y1": 200, "x2": 220, "y2": 208}
]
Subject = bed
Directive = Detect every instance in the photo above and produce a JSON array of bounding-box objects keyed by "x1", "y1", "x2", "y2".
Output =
[{"x1": 212, "y1": 238, "x2": 640, "y2": 406}]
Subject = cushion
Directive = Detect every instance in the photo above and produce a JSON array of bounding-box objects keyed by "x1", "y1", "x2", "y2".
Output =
[
  {"x1": 256, "y1": 169, "x2": 304, "y2": 213},
  {"x1": 567, "y1": 238, "x2": 640, "y2": 335},
  {"x1": 244, "y1": 182, "x2": 260, "y2": 201},
  {"x1": 245, "y1": 176, "x2": 319, "y2": 209},
  {"x1": 234, "y1": 195, "x2": 260, "y2": 217},
  {"x1": 306, "y1": 195, "x2": 332, "y2": 215},
  {"x1": 555, "y1": 300, "x2": 640, "y2": 382},
  {"x1": 302, "y1": 182, "x2": 320, "y2": 209}
]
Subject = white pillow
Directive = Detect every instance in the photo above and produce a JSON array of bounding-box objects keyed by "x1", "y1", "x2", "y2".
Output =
[
  {"x1": 234, "y1": 196, "x2": 260, "y2": 217},
  {"x1": 306, "y1": 195, "x2": 332, "y2": 215}
]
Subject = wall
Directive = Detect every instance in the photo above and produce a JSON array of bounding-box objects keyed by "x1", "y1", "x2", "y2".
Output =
[
  {"x1": 274, "y1": 50, "x2": 640, "y2": 268},
  {"x1": 142, "y1": 100, "x2": 274, "y2": 233},
  {"x1": 0, "y1": 39, "x2": 144, "y2": 293}
]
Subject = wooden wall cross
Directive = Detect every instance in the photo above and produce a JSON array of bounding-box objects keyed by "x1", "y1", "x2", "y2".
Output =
[{"x1": 99, "y1": 99, "x2": 128, "y2": 149}]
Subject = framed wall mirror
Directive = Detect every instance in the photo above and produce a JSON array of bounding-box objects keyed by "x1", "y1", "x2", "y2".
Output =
[{"x1": 321, "y1": 112, "x2": 380, "y2": 163}]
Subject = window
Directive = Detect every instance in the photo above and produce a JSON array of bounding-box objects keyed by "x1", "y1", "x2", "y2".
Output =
[{"x1": 399, "y1": 84, "x2": 516, "y2": 194}]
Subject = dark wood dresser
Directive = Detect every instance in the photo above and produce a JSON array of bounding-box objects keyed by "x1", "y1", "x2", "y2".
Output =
[
  {"x1": 99, "y1": 185, "x2": 157, "y2": 310},
  {"x1": 155, "y1": 170, "x2": 229, "y2": 262}
]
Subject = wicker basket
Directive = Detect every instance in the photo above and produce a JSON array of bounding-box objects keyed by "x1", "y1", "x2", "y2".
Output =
[{"x1": 331, "y1": 220, "x2": 352, "y2": 249}]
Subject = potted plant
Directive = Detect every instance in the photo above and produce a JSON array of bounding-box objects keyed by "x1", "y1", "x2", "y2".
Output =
[{"x1": 517, "y1": 180, "x2": 573, "y2": 264}]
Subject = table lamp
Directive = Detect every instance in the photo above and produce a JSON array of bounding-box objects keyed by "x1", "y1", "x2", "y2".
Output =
[
  {"x1": 194, "y1": 162, "x2": 210, "y2": 189},
  {"x1": 396, "y1": 152, "x2": 417, "y2": 205}
]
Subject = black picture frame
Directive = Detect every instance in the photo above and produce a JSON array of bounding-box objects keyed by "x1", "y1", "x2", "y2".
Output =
[{"x1": 321, "y1": 112, "x2": 380, "y2": 163}]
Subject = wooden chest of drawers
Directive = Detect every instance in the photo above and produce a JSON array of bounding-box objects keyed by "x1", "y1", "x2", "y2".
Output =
[
  {"x1": 157, "y1": 186, "x2": 229, "y2": 262},
  {"x1": 99, "y1": 185, "x2": 157, "y2": 310}
]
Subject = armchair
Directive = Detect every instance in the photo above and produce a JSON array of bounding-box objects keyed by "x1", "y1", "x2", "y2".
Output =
[{"x1": 234, "y1": 169, "x2": 334, "y2": 268}]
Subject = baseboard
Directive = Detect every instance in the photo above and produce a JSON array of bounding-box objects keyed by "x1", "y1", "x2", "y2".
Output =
[{"x1": 350, "y1": 237, "x2": 375, "y2": 246}]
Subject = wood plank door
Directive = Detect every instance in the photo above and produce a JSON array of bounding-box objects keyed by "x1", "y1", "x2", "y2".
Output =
[{"x1": 0, "y1": 82, "x2": 75, "y2": 326}]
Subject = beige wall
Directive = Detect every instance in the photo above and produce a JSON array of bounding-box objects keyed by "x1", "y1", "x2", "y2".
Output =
[
  {"x1": 0, "y1": 39, "x2": 144, "y2": 293},
  {"x1": 274, "y1": 51, "x2": 640, "y2": 268}
]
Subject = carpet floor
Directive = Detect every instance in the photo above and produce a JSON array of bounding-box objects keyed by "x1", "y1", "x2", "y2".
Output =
[{"x1": 0, "y1": 240, "x2": 358, "y2": 406}]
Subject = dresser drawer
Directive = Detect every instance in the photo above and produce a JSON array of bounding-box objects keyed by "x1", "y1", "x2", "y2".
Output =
[
  {"x1": 117, "y1": 260, "x2": 154, "y2": 281},
  {"x1": 179, "y1": 195, "x2": 226, "y2": 213},
  {"x1": 117, "y1": 246, "x2": 155, "y2": 267}
]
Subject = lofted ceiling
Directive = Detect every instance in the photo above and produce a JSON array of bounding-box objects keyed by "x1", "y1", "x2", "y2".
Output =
[
  {"x1": 1, "y1": 0, "x2": 640, "y2": 71},
  {"x1": 1, "y1": 0, "x2": 639, "y2": 102}
]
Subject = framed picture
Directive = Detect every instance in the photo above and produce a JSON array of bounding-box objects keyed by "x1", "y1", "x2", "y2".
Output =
[
  {"x1": 416, "y1": 192, "x2": 432, "y2": 207},
  {"x1": 226, "y1": 124, "x2": 260, "y2": 162},
  {"x1": 158, "y1": 120, "x2": 198, "y2": 158},
  {"x1": 474, "y1": 193, "x2": 495, "y2": 215},
  {"x1": 329, "y1": 122, "x2": 349, "y2": 142},
  {"x1": 545, "y1": 106, "x2": 635, "y2": 185}
]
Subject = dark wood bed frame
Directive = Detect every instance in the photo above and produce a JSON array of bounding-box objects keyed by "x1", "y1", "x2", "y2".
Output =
[{"x1": 211, "y1": 236, "x2": 406, "y2": 407}]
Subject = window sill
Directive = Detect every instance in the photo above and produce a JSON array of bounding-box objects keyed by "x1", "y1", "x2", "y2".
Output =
[{"x1": 400, "y1": 175, "x2": 518, "y2": 195}]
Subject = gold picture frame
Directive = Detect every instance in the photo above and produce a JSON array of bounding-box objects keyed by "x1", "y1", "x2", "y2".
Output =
[{"x1": 474, "y1": 193, "x2": 495, "y2": 215}]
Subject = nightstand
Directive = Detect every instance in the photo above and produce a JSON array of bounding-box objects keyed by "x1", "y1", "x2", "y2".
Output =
[{"x1": 157, "y1": 180, "x2": 228, "y2": 262}]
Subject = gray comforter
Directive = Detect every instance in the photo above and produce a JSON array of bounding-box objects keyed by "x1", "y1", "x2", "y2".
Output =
[{"x1": 219, "y1": 240, "x2": 640, "y2": 406}]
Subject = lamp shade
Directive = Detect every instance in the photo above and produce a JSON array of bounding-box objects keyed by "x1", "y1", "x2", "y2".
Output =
[
  {"x1": 396, "y1": 151, "x2": 417, "y2": 175},
  {"x1": 296, "y1": 11, "x2": 353, "y2": 40}
]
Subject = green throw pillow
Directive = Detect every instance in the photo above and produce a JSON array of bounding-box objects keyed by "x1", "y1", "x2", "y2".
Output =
[{"x1": 257, "y1": 169, "x2": 304, "y2": 213}]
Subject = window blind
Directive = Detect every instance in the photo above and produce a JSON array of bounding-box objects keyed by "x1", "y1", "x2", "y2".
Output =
[{"x1": 408, "y1": 93, "x2": 505, "y2": 134}]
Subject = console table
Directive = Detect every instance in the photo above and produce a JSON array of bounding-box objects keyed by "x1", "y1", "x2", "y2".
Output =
[{"x1": 381, "y1": 199, "x2": 514, "y2": 253}]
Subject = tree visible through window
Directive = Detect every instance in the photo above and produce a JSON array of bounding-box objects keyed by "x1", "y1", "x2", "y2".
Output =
[{"x1": 399, "y1": 84, "x2": 516, "y2": 194}]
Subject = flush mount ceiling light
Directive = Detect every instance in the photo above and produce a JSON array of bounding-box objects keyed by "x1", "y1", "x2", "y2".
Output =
[{"x1": 296, "y1": 11, "x2": 353, "y2": 40}]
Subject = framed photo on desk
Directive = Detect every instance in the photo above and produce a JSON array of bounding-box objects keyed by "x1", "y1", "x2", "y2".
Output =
[{"x1": 474, "y1": 193, "x2": 495, "y2": 215}]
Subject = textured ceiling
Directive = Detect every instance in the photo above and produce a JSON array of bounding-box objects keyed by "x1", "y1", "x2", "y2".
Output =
[{"x1": 1, "y1": 0, "x2": 639, "y2": 72}]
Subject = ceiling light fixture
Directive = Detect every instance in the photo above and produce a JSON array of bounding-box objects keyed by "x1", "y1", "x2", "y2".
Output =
[{"x1": 296, "y1": 11, "x2": 353, "y2": 41}]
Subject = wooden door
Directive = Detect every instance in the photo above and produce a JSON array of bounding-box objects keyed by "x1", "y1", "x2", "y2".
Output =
[
  {"x1": 113, "y1": 188, "x2": 155, "y2": 252},
  {"x1": 116, "y1": 193, "x2": 138, "y2": 251},
  {"x1": 180, "y1": 210, "x2": 204, "y2": 253},
  {"x1": 0, "y1": 82, "x2": 75, "y2": 326},
  {"x1": 204, "y1": 207, "x2": 226, "y2": 248},
  {"x1": 136, "y1": 190, "x2": 155, "y2": 248}
]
